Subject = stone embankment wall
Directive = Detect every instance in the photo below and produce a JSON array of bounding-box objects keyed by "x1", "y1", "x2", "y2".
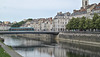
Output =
[
  {"x1": 9, "y1": 32, "x2": 100, "y2": 47},
  {"x1": 12, "y1": 34, "x2": 56, "y2": 43},
  {"x1": 57, "y1": 32, "x2": 100, "y2": 47}
]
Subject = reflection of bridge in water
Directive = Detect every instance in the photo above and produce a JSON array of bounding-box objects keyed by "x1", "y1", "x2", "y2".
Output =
[
  {"x1": 14, "y1": 41, "x2": 100, "y2": 57},
  {"x1": 0, "y1": 31, "x2": 59, "y2": 35},
  {"x1": 12, "y1": 39, "x2": 100, "y2": 57},
  {"x1": 2, "y1": 34, "x2": 100, "y2": 57}
]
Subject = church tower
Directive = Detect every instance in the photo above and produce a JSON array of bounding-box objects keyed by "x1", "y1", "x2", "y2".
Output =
[{"x1": 82, "y1": 0, "x2": 89, "y2": 9}]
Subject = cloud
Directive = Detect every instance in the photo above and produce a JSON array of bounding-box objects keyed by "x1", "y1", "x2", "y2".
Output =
[
  {"x1": 0, "y1": 0, "x2": 99, "y2": 22},
  {"x1": 0, "y1": 0, "x2": 81, "y2": 10}
]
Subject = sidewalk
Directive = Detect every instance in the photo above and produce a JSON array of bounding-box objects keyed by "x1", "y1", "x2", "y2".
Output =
[{"x1": 0, "y1": 42, "x2": 22, "y2": 57}]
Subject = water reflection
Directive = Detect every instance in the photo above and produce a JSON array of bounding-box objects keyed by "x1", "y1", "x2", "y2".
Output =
[
  {"x1": 0, "y1": 35, "x2": 100, "y2": 57},
  {"x1": 2, "y1": 35, "x2": 42, "y2": 47}
]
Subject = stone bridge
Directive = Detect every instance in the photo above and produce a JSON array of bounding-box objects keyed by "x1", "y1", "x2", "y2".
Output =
[{"x1": 0, "y1": 31, "x2": 59, "y2": 35}]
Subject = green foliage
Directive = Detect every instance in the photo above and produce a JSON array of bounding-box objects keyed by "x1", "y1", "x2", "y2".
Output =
[
  {"x1": 0, "y1": 47, "x2": 11, "y2": 57},
  {"x1": 66, "y1": 18, "x2": 75, "y2": 30},
  {"x1": 0, "y1": 21, "x2": 2, "y2": 23},
  {"x1": 27, "y1": 18, "x2": 33, "y2": 21},
  {"x1": 92, "y1": 13, "x2": 100, "y2": 29},
  {"x1": 84, "y1": 19, "x2": 92, "y2": 29},
  {"x1": 66, "y1": 13, "x2": 100, "y2": 31},
  {"x1": 93, "y1": 13, "x2": 99, "y2": 21},
  {"x1": 67, "y1": 52, "x2": 89, "y2": 57},
  {"x1": 95, "y1": 18, "x2": 100, "y2": 29},
  {"x1": 11, "y1": 18, "x2": 33, "y2": 27},
  {"x1": 66, "y1": 17, "x2": 80, "y2": 30},
  {"x1": 73, "y1": 18, "x2": 80, "y2": 29},
  {"x1": 11, "y1": 21, "x2": 26, "y2": 27},
  {"x1": 79, "y1": 17, "x2": 86, "y2": 30}
]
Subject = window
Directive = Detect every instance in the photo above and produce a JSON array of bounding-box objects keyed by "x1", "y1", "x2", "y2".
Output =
[{"x1": 85, "y1": 1, "x2": 87, "y2": 5}]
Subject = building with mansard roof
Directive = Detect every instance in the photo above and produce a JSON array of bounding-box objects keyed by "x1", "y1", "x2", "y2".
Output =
[
  {"x1": 92, "y1": 3, "x2": 100, "y2": 15},
  {"x1": 21, "y1": 0, "x2": 100, "y2": 32},
  {"x1": 21, "y1": 17, "x2": 53, "y2": 31},
  {"x1": 53, "y1": 12, "x2": 70, "y2": 31},
  {"x1": 71, "y1": 0, "x2": 97, "y2": 19},
  {"x1": 53, "y1": 0, "x2": 100, "y2": 31}
]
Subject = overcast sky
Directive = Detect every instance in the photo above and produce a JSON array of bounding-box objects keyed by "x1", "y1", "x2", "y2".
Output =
[{"x1": 0, "y1": 0, "x2": 99, "y2": 22}]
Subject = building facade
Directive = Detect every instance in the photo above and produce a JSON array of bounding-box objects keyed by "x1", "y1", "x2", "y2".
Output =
[
  {"x1": 53, "y1": 12, "x2": 70, "y2": 31},
  {"x1": 0, "y1": 25, "x2": 11, "y2": 31},
  {"x1": 71, "y1": 0, "x2": 100, "y2": 19},
  {"x1": 21, "y1": 0, "x2": 100, "y2": 32},
  {"x1": 53, "y1": 0, "x2": 100, "y2": 31},
  {"x1": 82, "y1": 0, "x2": 89, "y2": 9},
  {"x1": 21, "y1": 17, "x2": 53, "y2": 31}
]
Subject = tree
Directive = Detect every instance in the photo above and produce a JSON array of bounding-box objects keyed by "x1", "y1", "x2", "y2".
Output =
[
  {"x1": 66, "y1": 13, "x2": 100, "y2": 31},
  {"x1": 66, "y1": 17, "x2": 77, "y2": 30},
  {"x1": 66, "y1": 17, "x2": 80, "y2": 31},
  {"x1": 0, "y1": 21, "x2": 2, "y2": 23},
  {"x1": 92, "y1": 13, "x2": 99, "y2": 29},
  {"x1": 11, "y1": 21, "x2": 26, "y2": 27},
  {"x1": 79, "y1": 17, "x2": 86, "y2": 31},
  {"x1": 73, "y1": 18, "x2": 80, "y2": 30},
  {"x1": 95, "y1": 18, "x2": 100, "y2": 30},
  {"x1": 66, "y1": 19, "x2": 73, "y2": 30},
  {"x1": 11, "y1": 18, "x2": 33, "y2": 27},
  {"x1": 84, "y1": 19, "x2": 92, "y2": 30},
  {"x1": 27, "y1": 18, "x2": 33, "y2": 21}
]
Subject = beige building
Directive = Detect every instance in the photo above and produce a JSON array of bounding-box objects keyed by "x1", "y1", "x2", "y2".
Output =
[
  {"x1": 92, "y1": 3, "x2": 100, "y2": 15},
  {"x1": 71, "y1": 0, "x2": 100, "y2": 19},
  {"x1": 12, "y1": 21, "x2": 17, "y2": 24},
  {"x1": 3, "y1": 21, "x2": 10, "y2": 25},
  {"x1": 44, "y1": 18, "x2": 53, "y2": 31},
  {"x1": 21, "y1": 17, "x2": 53, "y2": 31},
  {"x1": 53, "y1": 12, "x2": 70, "y2": 31},
  {"x1": 21, "y1": 0, "x2": 100, "y2": 32},
  {"x1": 0, "y1": 25, "x2": 11, "y2": 30},
  {"x1": 53, "y1": 0, "x2": 100, "y2": 31}
]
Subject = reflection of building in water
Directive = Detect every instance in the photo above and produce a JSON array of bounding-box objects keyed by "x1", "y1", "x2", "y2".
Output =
[
  {"x1": 23, "y1": 39, "x2": 41, "y2": 46},
  {"x1": 37, "y1": 47, "x2": 54, "y2": 57},
  {"x1": 35, "y1": 41, "x2": 100, "y2": 57},
  {"x1": 4, "y1": 34, "x2": 100, "y2": 57},
  {"x1": 54, "y1": 48, "x2": 67, "y2": 57},
  {"x1": 58, "y1": 41, "x2": 100, "y2": 57},
  {"x1": 36, "y1": 47, "x2": 67, "y2": 57}
]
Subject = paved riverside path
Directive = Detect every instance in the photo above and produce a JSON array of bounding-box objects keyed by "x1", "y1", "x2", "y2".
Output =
[{"x1": 0, "y1": 42, "x2": 22, "y2": 57}]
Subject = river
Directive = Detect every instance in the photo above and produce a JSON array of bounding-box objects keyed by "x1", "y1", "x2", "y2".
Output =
[{"x1": 0, "y1": 34, "x2": 100, "y2": 57}]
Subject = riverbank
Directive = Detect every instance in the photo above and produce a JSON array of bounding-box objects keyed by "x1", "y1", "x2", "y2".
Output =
[
  {"x1": 9, "y1": 34, "x2": 56, "y2": 43},
  {"x1": 56, "y1": 32, "x2": 100, "y2": 47},
  {"x1": 4, "y1": 31, "x2": 100, "y2": 47},
  {"x1": 0, "y1": 46, "x2": 11, "y2": 57},
  {"x1": 0, "y1": 38, "x2": 11, "y2": 57},
  {"x1": 0, "y1": 37, "x2": 22, "y2": 57}
]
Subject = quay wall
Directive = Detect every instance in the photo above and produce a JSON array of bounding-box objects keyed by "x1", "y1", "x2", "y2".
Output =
[
  {"x1": 59, "y1": 32, "x2": 100, "y2": 42},
  {"x1": 11, "y1": 34, "x2": 56, "y2": 43},
  {"x1": 57, "y1": 32, "x2": 100, "y2": 47},
  {"x1": 7, "y1": 32, "x2": 100, "y2": 47}
]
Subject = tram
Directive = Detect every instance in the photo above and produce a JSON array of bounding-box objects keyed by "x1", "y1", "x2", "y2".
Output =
[{"x1": 9, "y1": 27, "x2": 34, "y2": 31}]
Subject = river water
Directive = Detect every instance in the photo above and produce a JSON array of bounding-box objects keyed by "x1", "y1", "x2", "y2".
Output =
[{"x1": 0, "y1": 34, "x2": 100, "y2": 57}]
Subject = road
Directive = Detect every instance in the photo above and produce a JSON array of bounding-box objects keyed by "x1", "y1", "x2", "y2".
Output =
[{"x1": 0, "y1": 42, "x2": 22, "y2": 57}]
